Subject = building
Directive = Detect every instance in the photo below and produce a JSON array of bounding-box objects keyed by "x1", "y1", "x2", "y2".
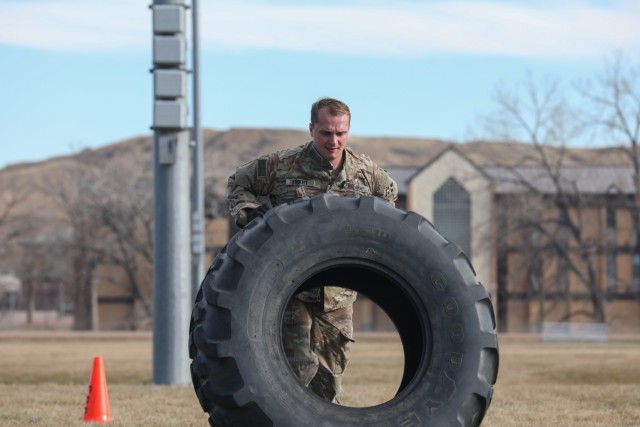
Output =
[{"x1": 394, "y1": 146, "x2": 639, "y2": 334}]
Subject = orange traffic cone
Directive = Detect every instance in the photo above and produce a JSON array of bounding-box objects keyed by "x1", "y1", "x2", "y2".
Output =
[{"x1": 83, "y1": 356, "x2": 112, "y2": 423}]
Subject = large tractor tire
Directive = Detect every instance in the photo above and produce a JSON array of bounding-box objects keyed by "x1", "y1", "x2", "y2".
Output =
[{"x1": 189, "y1": 194, "x2": 499, "y2": 426}]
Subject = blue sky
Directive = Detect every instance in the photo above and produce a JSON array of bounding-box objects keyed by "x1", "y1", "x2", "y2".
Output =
[{"x1": 0, "y1": 0, "x2": 638, "y2": 168}]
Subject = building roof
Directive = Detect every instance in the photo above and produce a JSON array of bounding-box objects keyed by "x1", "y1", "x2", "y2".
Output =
[
  {"x1": 485, "y1": 165, "x2": 636, "y2": 195},
  {"x1": 387, "y1": 165, "x2": 636, "y2": 196}
]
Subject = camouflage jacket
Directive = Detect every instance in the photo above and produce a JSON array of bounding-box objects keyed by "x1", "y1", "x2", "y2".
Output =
[{"x1": 227, "y1": 141, "x2": 398, "y2": 311}]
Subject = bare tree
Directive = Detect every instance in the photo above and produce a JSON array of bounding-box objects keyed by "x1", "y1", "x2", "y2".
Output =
[
  {"x1": 49, "y1": 152, "x2": 155, "y2": 330},
  {"x1": 0, "y1": 174, "x2": 37, "y2": 254},
  {"x1": 578, "y1": 54, "x2": 640, "y2": 294},
  {"x1": 16, "y1": 234, "x2": 68, "y2": 325},
  {"x1": 487, "y1": 73, "x2": 608, "y2": 326},
  {"x1": 50, "y1": 159, "x2": 107, "y2": 330},
  {"x1": 489, "y1": 56, "x2": 640, "y2": 331},
  {"x1": 85, "y1": 160, "x2": 154, "y2": 329},
  {"x1": 0, "y1": 172, "x2": 53, "y2": 325}
]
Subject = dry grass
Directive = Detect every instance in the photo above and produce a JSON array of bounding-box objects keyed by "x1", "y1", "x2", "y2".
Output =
[
  {"x1": 0, "y1": 332, "x2": 639, "y2": 426},
  {"x1": 485, "y1": 337, "x2": 640, "y2": 427}
]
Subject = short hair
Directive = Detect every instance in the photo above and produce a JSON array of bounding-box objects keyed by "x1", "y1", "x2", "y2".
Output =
[{"x1": 310, "y1": 97, "x2": 351, "y2": 124}]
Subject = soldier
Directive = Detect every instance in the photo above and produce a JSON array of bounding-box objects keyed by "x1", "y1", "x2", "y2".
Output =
[{"x1": 227, "y1": 97, "x2": 397, "y2": 403}]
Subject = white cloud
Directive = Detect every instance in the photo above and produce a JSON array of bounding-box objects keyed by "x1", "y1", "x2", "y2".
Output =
[
  {"x1": 0, "y1": 0, "x2": 148, "y2": 52},
  {"x1": 0, "y1": 0, "x2": 638, "y2": 59}
]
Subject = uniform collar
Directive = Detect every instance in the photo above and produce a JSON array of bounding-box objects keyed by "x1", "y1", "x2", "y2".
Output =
[{"x1": 305, "y1": 141, "x2": 349, "y2": 171}]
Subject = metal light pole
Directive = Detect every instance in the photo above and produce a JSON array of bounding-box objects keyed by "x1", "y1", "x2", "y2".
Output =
[
  {"x1": 151, "y1": 0, "x2": 192, "y2": 385},
  {"x1": 191, "y1": 0, "x2": 205, "y2": 298}
]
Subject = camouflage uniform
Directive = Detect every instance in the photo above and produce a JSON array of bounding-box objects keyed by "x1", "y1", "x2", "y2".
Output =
[{"x1": 227, "y1": 141, "x2": 397, "y2": 402}]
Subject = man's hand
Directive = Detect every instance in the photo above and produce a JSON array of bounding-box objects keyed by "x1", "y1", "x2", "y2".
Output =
[
  {"x1": 236, "y1": 204, "x2": 271, "y2": 228},
  {"x1": 247, "y1": 204, "x2": 270, "y2": 222}
]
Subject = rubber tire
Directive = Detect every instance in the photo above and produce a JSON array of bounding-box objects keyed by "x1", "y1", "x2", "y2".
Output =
[{"x1": 189, "y1": 194, "x2": 499, "y2": 427}]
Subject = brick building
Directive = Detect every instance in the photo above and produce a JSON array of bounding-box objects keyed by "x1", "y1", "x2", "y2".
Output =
[{"x1": 396, "y1": 146, "x2": 639, "y2": 334}]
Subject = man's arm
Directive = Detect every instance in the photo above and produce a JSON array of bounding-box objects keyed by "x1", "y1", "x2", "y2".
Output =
[
  {"x1": 227, "y1": 157, "x2": 274, "y2": 227},
  {"x1": 373, "y1": 168, "x2": 398, "y2": 207}
]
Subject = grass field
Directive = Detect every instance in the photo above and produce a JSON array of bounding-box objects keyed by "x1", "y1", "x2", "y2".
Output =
[{"x1": 1, "y1": 332, "x2": 639, "y2": 426}]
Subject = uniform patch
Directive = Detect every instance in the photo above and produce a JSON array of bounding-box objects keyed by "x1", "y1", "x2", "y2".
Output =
[
  {"x1": 257, "y1": 159, "x2": 267, "y2": 178},
  {"x1": 343, "y1": 182, "x2": 369, "y2": 193},
  {"x1": 286, "y1": 178, "x2": 319, "y2": 188}
]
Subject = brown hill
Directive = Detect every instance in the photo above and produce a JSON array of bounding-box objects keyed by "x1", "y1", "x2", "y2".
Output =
[{"x1": 1, "y1": 127, "x2": 633, "y2": 202}]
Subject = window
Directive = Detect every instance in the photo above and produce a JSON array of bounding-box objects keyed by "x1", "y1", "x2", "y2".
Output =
[
  {"x1": 606, "y1": 205, "x2": 617, "y2": 293},
  {"x1": 434, "y1": 178, "x2": 471, "y2": 257}
]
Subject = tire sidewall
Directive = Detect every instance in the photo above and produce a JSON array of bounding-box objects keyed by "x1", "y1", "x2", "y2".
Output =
[{"x1": 222, "y1": 196, "x2": 488, "y2": 425}]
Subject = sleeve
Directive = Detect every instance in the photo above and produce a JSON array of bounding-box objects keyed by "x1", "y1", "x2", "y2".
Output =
[
  {"x1": 372, "y1": 167, "x2": 398, "y2": 207},
  {"x1": 227, "y1": 155, "x2": 276, "y2": 226}
]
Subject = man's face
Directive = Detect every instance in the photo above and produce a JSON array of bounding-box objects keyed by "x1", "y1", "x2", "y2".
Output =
[{"x1": 310, "y1": 107, "x2": 350, "y2": 169}]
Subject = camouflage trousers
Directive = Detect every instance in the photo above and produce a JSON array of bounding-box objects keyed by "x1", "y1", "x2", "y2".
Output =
[{"x1": 282, "y1": 298, "x2": 354, "y2": 403}]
